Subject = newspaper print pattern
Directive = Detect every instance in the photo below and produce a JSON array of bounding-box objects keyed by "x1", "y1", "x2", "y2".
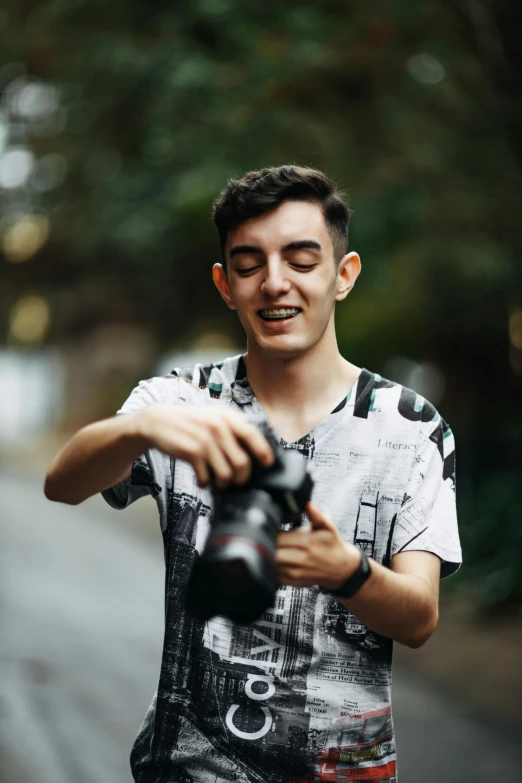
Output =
[{"x1": 102, "y1": 354, "x2": 461, "y2": 783}]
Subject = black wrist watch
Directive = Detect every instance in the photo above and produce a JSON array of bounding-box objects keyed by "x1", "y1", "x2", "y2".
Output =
[{"x1": 328, "y1": 548, "x2": 371, "y2": 599}]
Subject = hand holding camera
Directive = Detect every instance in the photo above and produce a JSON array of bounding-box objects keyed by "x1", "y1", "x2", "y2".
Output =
[
  {"x1": 276, "y1": 501, "x2": 359, "y2": 592},
  {"x1": 139, "y1": 403, "x2": 276, "y2": 488}
]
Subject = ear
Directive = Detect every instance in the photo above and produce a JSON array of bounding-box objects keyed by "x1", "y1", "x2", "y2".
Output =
[
  {"x1": 335, "y1": 252, "x2": 361, "y2": 302},
  {"x1": 212, "y1": 263, "x2": 237, "y2": 310}
]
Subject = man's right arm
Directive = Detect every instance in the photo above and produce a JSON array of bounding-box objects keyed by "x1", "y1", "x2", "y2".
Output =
[
  {"x1": 44, "y1": 404, "x2": 275, "y2": 507},
  {"x1": 44, "y1": 411, "x2": 150, "y2": 506}
]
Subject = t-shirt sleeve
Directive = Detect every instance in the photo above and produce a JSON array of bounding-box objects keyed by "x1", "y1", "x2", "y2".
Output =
[
  {"x1": 391, "y1": 415, "x2": 462, "y2": 578},
  {"x1": 101, "y1": 374, "x2": 179, "y2": 512}
]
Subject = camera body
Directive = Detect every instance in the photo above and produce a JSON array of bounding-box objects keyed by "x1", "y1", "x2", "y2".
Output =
[{"x1": 186, "y1": 420, "x2": 314, "y2": 624}]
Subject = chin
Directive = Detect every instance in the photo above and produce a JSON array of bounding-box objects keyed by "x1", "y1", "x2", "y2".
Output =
[{"x1": 248, "y1": 335, "x2": 312, "y2": 360}]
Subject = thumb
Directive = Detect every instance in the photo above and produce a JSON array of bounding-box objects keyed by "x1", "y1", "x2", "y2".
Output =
[{"x1": 305, "y1": 501, "x2": 335, "y2": 530}]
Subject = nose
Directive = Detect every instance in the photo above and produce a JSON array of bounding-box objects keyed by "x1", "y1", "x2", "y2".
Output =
[{"x1": 260, "y1": 259, "x2": 291, "y2": 298}]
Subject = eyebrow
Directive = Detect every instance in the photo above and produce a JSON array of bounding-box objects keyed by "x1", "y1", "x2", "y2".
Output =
[{"x1": 229, "y1": 239, "x2": 322, "y2": 260}]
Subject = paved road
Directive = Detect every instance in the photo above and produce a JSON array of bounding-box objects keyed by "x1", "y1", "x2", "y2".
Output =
[{"x1": 0, "y1": 469, "x2": 520, "y2": 782}]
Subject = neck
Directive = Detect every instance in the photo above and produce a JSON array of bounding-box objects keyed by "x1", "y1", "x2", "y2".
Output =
[{"x1": 243, "y1": 319, "x2": 360, "y2": 413}]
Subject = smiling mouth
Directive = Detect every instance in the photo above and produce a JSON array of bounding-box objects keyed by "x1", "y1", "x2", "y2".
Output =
[{"x1": 257, "y1": 308, "x2": 302, "y2": 321}]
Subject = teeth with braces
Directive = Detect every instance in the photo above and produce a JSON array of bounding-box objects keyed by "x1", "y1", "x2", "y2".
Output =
[{"x1": 259, "y1": 309, "x2": 300, "y2": 319}]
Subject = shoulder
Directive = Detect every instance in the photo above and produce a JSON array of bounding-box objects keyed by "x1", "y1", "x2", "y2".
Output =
[
  {"x1": 119, "y1": 354, "x2": 243, "y2": 412},
  {"x1": 169, "y1": 353, "x2": 242, "y2": 403},
  {"x1": 117, "y1": 373, "x2": 181, "y2": 413},
  {"x1": 358, "y1": 368, "x2": 452, "y2": 440}
]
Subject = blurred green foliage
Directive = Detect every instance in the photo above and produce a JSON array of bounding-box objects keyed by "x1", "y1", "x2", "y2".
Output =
[
  {"x1": 1, "y1": 0, "x2": 521, "y2": 610},
  {"x1": 458, "y1": 472, "x2": 522, "y2": 610}
]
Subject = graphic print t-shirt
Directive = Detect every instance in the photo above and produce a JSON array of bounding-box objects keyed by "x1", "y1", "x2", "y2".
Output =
[{"x1": 102, "y1": 355, "x2": 462, "y2": 783}]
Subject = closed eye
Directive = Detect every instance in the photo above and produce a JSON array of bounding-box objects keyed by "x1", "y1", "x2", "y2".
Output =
[
  {"x1": 236, "y1": 266, "x2": 262, "y2": 275},
  {"x1": 236, "y1": 263, "x2": 316, "y2": 275}
]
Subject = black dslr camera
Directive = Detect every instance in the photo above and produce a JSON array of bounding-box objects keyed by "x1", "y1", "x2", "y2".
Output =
[{"x1": 186, "y1": 420, "x2": 314, "y2": 624}]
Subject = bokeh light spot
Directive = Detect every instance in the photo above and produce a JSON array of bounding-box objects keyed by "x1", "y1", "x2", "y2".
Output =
[
  {"x1": 0, "y1": 111, "x2": 8, "y2": 155},
  {"x1": 14, "y1": 80, "x2": 59, "y2": 120},
  {"x1": 407, "y1": 53, "x2": 445, "y2": 85},
  {"x1": 2, "y1": 213, "x2": 50, "y2": 262},
  {"x1": 509, "y1": 311, "x2": 522, "y2": 350},
  {"x1": 8, "y1": 294, "x2": 51, "y2": 345},
  {"x1": 0, "y1": 147, "x2": 34, "y2": 188}
]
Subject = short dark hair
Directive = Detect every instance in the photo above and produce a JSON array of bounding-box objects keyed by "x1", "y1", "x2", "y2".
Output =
[{"x1": 212, "y1": 165, "x2": 351, "y2": 267}]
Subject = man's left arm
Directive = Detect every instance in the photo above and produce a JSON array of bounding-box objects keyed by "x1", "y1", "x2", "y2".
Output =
[
  {"x1": 337, "y1": 549, "x2": 440, "y2": 649},
  {"x1": 276, "y1": 501, "x2": 441, "y2": 649}
]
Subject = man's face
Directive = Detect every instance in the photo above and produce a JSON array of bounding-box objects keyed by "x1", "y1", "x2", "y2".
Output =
[{"x1": 213, "y1": 200, "x2": 359, "y2": 360}]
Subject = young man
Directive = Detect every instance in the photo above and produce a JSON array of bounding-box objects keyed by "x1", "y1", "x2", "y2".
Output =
[{"x1": 45, "y1": 166, "x2": 462, "y2": 783}]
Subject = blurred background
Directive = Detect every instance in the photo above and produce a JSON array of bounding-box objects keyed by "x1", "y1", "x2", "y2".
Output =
[{"x1": 1, "y1": 1, "x2": 521, "y2": 781}]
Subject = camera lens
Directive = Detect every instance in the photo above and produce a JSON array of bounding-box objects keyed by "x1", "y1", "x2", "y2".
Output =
[
  {"x1": 210, "y1": 559, "x2": 250, "y2": 595},
  {"x1": 186, "y1": 422, "x2": 313, "y2": 623}
]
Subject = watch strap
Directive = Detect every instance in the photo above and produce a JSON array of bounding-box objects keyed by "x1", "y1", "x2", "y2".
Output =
[{"x1": 328, "y1": 548, "x2": 371, "y2": 598}]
